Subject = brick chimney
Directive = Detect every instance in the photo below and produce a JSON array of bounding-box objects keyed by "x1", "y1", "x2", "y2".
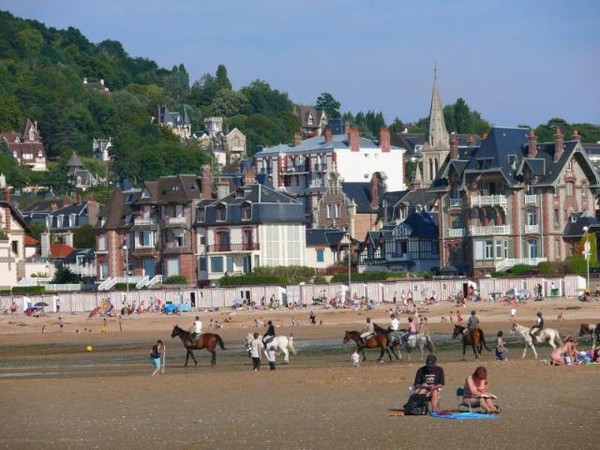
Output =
[
  {"x1": 242, "y1": 166, "x2": 256, "y2": 185},
  {"x1": 293, "y1": 131, "x2": 302, "y2": 146},
  {"x1": 217, "y1": 179, "x2": 230, "y2": 199},
  {"x1": 201, "y1": 164, "x2": 213, "y2": 199},
  {"x1": 466, "y1": 134, "x2": 475, "y2": 146},
  {"x1": 449, "y1": 132, "x2": 459, "y2": 160},
  {"x1": 379, "y1": 127, "x2": 390, "y2": 152},
  {"x1": 528, "y1": 129, "x2": 538, "y2": 158},
  {"x1": 325, "y1": 128, "x2": 332, "y2": 143},
  {"x1": 370, "y1": 174, "x2": 379, "y2": 209},
  {"x1": 554, "y1": 127, "x2": 564, "y2": 162},
  {"x1": 571, "y1": 129, "x2": 581, "y2": 141},
  {"x1": 86, "y1": 196, "x2": 100, "y2": 226},
  {"x1": 348, "y1": 127, "x2": 360, "y2": 152}
]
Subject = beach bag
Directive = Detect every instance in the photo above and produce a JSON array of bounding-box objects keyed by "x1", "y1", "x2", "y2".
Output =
[{"x1": 403, "y1": 394, "x2": 429, "y2": 415}]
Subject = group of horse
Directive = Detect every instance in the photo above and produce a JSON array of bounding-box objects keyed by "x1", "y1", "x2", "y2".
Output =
[{"x1": 169, "y1": 318, "x2": 600, "y2": 368}]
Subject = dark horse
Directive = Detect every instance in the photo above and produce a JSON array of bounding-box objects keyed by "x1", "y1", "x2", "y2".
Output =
[
  {"x1": 343, "y1": 330, "x2": 396, "y2": 362},
  {"x1": 452, "y1": 324, "x2": 491, "y2": 360},
  {"x1": 171, "y1": 325, "x2": 226, "y2": 368}
]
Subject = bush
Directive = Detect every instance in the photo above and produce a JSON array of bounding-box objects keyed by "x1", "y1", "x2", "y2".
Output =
[
  {"x1": 114, "y1": 283, "x2": 136, "y2": 291},
  {"x1": 163, "y1": 275, "x2": 188, "y2": 285},
  {"x1": 218, "y1": 273, "x2": 286, "y2": 287},
  {"x1": 12, "y1": 286, "x2": 45, "y2": 294}
]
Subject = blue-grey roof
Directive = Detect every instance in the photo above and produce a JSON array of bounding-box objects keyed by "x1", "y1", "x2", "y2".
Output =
[
  {"x1": 562, "y1": 212, "x2": 600, "y2": 238},
  {"x1": 306, "y1": 229, "x2": 345, "y2": 246},
  {"x1": 342, "y1": 182, "x2": 381, "y2": 213},
  {"x1": 401, "y1": 211, "x2": 439, "y2": 239}
]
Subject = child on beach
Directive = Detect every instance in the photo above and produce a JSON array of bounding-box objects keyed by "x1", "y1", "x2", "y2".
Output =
[
  {"x1": 351, "y1": 350, "x2": 360, "y2": 368},
  {"x1": 496, "y1": 331, "x2": 508, "y2": 361},
  {"x1": 267, "y1": 346, "x2": 279, "y2": 370}
]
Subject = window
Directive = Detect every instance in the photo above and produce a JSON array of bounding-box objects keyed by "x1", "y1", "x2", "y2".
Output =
[
  {"x1": 216, "y1": 205, "x2": 226, "y2": 221},
  {"x1": 566, "y1": 182, "x2": 574, "y2": 196},
  {"x1": 199, "y1": 256, "x2": 207, "y2": 271},
  {"x1": 226, "y1": 256, "x2": 234, "y2": 273},
  {"x1": 98, "y1": 235, "x2": 107, "y2": 251},
  {"x1": 175, "y1": 205, "x2": 183, "y2": 218},
  {"x1": 100, "y1": 262, "x2": 108, "y2": 279},
  {"x1": 485, "y1": 240, "x2": 494, "y2": 259},
  {"x1": 211, "y1": 256, "x2": 224, "y2": 273},
  {"x1": 166, "y1": 258, "x2": 180, "y2": 276},
  {"x1": 173, "y1": 229, "x2": 184, "y2": 247},
  {"x1": 495, "y1": 241, "x2": 503, "y2": 258},
  {"x1": 316, "y1": 249, "x2": 324, "y2": 263},
  {"x1": 582, "y1": 183, "x2": 587, "y2": 197},
  {"x1": 216, "y1": 230, "x2": 230, "y2": 251},
  {"x1": 528, "y1": 240, "x2": 538, "y2": 258},
  {"x1": 554, "y1": 209, "x2": 560, "y2": 225},
  {"x1": 137, "y1": 231, "x2": 154, "y2": 247},
  {"x1": 527, "y1": 209, "x2": 537, "y2": 225},
  {"x1": 241, "y1": 204, "x2": 251, "y2": 220},
  {"x1": 566, "y1": 159, "x2": 573, "y2": 171},
  {"x1": 526, "y1": 183, "x2": 534, "y2": 195}
]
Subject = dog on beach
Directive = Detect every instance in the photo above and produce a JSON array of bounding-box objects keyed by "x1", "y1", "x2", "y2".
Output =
[{"x1": 351, "y1": 350, "x2": 360, "y2": 368}]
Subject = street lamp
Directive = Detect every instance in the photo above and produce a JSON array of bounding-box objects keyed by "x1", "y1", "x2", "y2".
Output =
[
  {"x1": 122, "y1": 244, "x2": 129, "y2": 303},
  {"x1": 583, "y1": 226, "x2": 591, "y2": 292},
  {"x1": 342, "y1": 230, "x2": 352, "y2": 303}
]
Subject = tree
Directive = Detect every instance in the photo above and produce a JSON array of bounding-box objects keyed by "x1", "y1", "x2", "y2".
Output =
[
  {"x1": 73, "y1": 224, "x2": 96, "y2": 248},
  {"x1": 52, "y1": 267, "x2": 82, "y2": 284},
  {"x1": 453, "y1": 98, "x2": 471, "y2": 134},
  {"x1": 215, "y1": 64, "x2": 232, "y2": 91},
  {"x1": 316, "y1": 92, "x2": 341, "y2": 119}
]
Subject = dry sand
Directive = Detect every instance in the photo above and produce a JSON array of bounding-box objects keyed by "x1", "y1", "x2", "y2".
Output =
[{"x1": 1, "y1": 297, "x2": 599, "y2": 449}]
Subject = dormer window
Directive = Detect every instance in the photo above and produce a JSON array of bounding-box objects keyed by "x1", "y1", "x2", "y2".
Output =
[
  {"x1": 241, "y1": 204, "x2": 252, "y2": 220},
  {"x1": 216, "y1": 205, "x2": 226, "y2": 221},
  {"x1": 307, "y1": 113, "x2": 314, "y2": 126},
  {"x1": 567, "y1": 159, "x2": 573, "y2": 171}
]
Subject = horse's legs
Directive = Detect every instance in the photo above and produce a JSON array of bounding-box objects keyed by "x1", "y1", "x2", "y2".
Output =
[
  {"x1": 188, "y1": 349, "x2": 198, "y2": 367},
  {"x1": 210, "y1": 350, "x2": 216, "y2": 368},
  {"x1": 359, "y1": 346, "x2": 366, "y2": 361},
  {"x1": 282, "y1": 347, "x2": 290, "y2": 364}
]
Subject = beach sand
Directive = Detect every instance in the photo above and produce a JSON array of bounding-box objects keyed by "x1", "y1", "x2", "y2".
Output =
[{"x1": 1, "y1": 297, "x2": 599, "y2": 449}]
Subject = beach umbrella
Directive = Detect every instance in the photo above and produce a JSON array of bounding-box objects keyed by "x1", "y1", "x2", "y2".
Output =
[{"x1": 34, "y1": 301, "x2": 49, "y2": 307}]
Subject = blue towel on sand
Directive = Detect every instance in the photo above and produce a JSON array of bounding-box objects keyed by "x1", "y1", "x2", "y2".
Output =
[{"x1": 430, "y1": 411, "x2": 499, "y2": 420}]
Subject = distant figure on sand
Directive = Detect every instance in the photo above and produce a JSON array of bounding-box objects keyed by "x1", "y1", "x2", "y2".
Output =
[
  {"x1": 550, "y1": 336, "x2": 579, "y2": 366},
  {"x1": 351, "y1": 350, "x2": 360, "y2": 368},
  {"x1": 150, "y1": 340, "x2": 164, "y2": 376}
]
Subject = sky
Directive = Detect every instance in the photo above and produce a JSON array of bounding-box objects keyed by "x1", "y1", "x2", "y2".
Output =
[{"x1": 3, "y1": 0, "x2": 599, "y2": 127}]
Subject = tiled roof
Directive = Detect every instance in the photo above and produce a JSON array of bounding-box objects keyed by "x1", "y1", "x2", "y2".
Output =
[{"x1": 50, "y1": 243, "x2": 74, "y2": 259}]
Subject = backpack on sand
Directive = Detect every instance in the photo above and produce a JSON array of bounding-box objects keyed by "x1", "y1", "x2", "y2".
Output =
[{"x1": 403, "y1": 393, "x2": 429, "y2": 415}]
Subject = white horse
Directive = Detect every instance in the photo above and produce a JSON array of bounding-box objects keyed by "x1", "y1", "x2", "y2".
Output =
[
  {"x1": 510, "y1": 323, "x2": 563, "y2": 359},
  {"x1": 245, "y1": 333, "x2": 297, "y2": 364},
  {"x1": 388, "y1": 332, "x2": 435, "y2": 360}
]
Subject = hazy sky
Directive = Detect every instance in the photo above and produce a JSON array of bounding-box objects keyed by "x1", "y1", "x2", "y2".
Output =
[{"x1": 4, "y1": 0, "x2": 599, "y2": 127}]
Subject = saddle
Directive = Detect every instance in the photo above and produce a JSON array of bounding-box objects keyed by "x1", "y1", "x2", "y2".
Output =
[{"x1": 263, "y1": 335, "x2": 274, "y2": 345}]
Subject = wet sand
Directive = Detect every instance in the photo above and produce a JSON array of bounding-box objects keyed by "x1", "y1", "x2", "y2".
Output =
[{"x1": 1, "y1": 297, "x2": 599, "y2": 449}]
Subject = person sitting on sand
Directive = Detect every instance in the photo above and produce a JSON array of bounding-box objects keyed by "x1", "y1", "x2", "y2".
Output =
[
  {"x1": 550, "y1": 336, "x2": 579, "y2": 366},
  {"x1": 463, "y1": 366, "x2": 502, "y2": 414},
  {"x1": 412, "y1": 354, "x2": 445, "y2": 412}
]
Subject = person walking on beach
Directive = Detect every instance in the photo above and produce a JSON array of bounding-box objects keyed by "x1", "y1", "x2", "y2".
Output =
[
  {"x1": 267, "y1": 346, "x2": 279, "y2": 370},
  {"x1": 102, "y1": 318, "x2": 108, "y2": 333},
  {"x1": 150, "y1": 340, "x2": 164, "y2": 376},
  {"x1": 250, "y1": 332, "x2": 264, "y2": 371}
]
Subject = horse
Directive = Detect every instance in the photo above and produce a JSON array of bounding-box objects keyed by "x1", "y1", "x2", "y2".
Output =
[
  {"x1": 245, "y1": 333, "x2": 297, "y2": 364},
  {"x1": 452, "y1": 325, "x2": 491, "y2": 360},
  {"x1": 171, "y1": 325, "x2": 226, "y2": 368},
  {"x1": 579, "y1": 323, "x2": 600, "y2": 347},
  {"x1": 510, "y1": 323, "x2": 563, "y2": 359},
  {"x1": 343, "y1": 330, "x2": 395, "y2": 362},
  {"x1": 387, "y1": 331, "x2": 435, "y2": 360}
]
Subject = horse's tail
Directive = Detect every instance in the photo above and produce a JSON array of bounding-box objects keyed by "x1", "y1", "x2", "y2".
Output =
[
  {"x1": 216, "y1": 334, "x2": 226, "y2": 350},
  {"x1": 554, "y1": 332, "x2": 563, "y2": 348},
  {"x1": 288, "y1": 335, "x2": 298, "y2": 356},
  {"x1": 426, "y1": 335, "x2": 436, "y2": 353},
  {"x1": 480, "y1": 330, "x2": 492, "y2": 352}
]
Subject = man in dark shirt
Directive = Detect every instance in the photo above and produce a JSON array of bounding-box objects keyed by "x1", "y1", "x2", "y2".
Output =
[{"x1": 413, "y1": 354, "x2": 445, "y2": 411}]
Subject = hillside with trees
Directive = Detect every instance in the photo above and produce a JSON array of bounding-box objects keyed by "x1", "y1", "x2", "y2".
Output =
[{"x1": 1, "y1": 10, "x2": 599, "y2": 200}]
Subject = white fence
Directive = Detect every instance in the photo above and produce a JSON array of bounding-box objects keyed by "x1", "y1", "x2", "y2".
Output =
[{"x1": 0, "y1": 275, "x2": 584, "y2": 314}]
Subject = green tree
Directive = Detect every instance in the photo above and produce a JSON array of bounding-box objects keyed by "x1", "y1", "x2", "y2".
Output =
[
  {"x1": 316, "y1": 92, "x2": 341, "y2": 119},
  {"x1": 215, "y1": 64, "x2": 232, "y2": 91},
  {"x1": 453, "y1": 98, "x2": 471, "y2": 134},
  {"x1": 73, "y1": 224, "x2": 97, "y2": 248}
]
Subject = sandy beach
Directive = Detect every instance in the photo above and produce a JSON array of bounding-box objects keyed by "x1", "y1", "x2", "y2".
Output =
[{"x1": 1, "y1": 296, "x2": 599, "y2": 449}]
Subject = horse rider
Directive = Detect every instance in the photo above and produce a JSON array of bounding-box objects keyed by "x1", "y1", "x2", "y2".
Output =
[
  {"x1": 360, "y1": 317, "x2": 375, "y2": 345},
  {"x1": 401, "y1": 316, "x2": 417, "y2": 345},
  {"x1": 465, "y1": 310, "x2": 480, "y2": 335},
  {"x1": 529, "y1": 312, "x2": 544, "y2": 338},
  {"x1": 387, "y1": 313, "x2": 402, "y2": 346},
  {"x1": 189, "y1": 316, "x2": 202, "y2": 345},
  {"x1": 263, "y1": 320, "x2": 276, "y2": 346}
]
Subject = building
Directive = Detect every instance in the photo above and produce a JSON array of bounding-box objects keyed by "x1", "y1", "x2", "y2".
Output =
[
  {"x1": 432, "y1": 127, "x2": 600, "y2": 276},
  {"x1": 67, "y1": 152, "x2": 98, "y2": 190},
  {"x1": 253, "y1": 127, "x2": 405, "y2": 232},
  {"x1": 196, "y1": 182, "x2": 307, "y2": 286},
  {"x1": 93, "y1": 138, "x2": 112, "y2": 162},
  {"x1": 0, "y1": 119, "x2": 47, "y2": 171},
  {"x1": 0, "y1": 200, "x2": 30, "y2": 288},
  {"x1": 157, "y1": 104, "x2": 191, "y2": 140},
  {"x1": 294, "y1": 105, "x2": 327, "y2": 137},
  {"x1": 194, "y1": 117, "x2": 247, "y2": 167}
]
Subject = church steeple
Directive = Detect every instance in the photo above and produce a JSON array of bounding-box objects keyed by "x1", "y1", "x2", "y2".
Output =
[
  {"x1": 421, "y1": 67, "x2": 450, "y2": 188},
  {"x1": 410, "y1": 163, "x2": 423, "y2": 190},
  {"x1": 427, "y1": 68, "x2": 449, "y2": 150}
]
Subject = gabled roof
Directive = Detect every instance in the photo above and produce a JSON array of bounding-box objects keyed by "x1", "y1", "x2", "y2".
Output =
[
  {"x1": 306, "y1": 228, "x2": 345, "y2": 247},
  {"x1": 398, "y1": 211, "x2": 439, "y2": 239},
  {"x1": 50, "y1": 243, "x2": 74, "y2": 259},
  {"x1": 67, "y1": 152, "x2": 84, "y2": 168},
  {"x1": 341, "y1": 182, "x2": 382, "y2": 213},
  {"x1": 562, "y1": 212, "x2": 599, "y2": 238}
]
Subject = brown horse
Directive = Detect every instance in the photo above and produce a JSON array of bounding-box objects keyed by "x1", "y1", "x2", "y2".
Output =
[
  {"x1": 579, "y1": 323, "x2": 600, "y2": 347},
  {"x1": 452, "y1": 325, "x2": 491, "y2": 360},
  {"x1": 171, "y1": 325, "x2": 226, "y2": 368},
  {"x1": 343, "y1": 330, "x2": 396, "y2": 362}
]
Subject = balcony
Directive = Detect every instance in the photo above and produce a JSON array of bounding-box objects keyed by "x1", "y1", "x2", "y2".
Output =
[
  {"x1": 447, "y1": 197, "x2": 464, "y2": 208},
  {"x1": 471, "y1": 195, "x2": 508, "y2": 207},
  {"x1": 166, "y1": 216, "x2": 187, "y2": 226},
  {"x1": 524, "y1": 224, "x2": 539, "y2": 234},
  {"x1": 446, "y1": 228, "x2": 466, "y2": 238},
  {"x1": 206, "y1": 243, "x2": 260, "y2": 253},
  {"x1": 471, "y1": 225, "x2": 511, "y2": 236},
  {"x1": 524, "y1": 194, "x2": 538, "y2": 205},
  {"x1": 134, "y1": 217, "x2": 155, "y2": 226},
  {"x1": 313, "y1": 163, "x2": 327, "y2": 172},
  {"x1": 282, "y1": 165, "x2": 309, "y2": 174},
  {"x1": 495, "y1": 257, "x2": 547, "y2": 272}
]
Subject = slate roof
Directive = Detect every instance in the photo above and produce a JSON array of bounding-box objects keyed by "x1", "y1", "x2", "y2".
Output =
[
  {"x1": 306, "y1": 229, "x2": 346, "y2": 247},
  {"x1": 400, "y1": 211, "x2": 439, "y2": 239},
  {"x1": 562, "y1": 212, "x2": 600, "y2": 238},
  {"x1": 341, "y1": 182, "x2": 382, "y2": 213}
]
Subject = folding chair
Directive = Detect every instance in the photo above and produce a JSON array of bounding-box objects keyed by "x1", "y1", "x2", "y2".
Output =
[{"x1": 456, "y1": 386, "x2": 480, "y2": 412}]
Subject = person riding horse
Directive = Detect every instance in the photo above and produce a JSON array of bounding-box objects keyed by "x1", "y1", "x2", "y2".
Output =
[
  {"x1": 529, "y1": 312, "x2": 544, "y2": 339},
  {"x1": 400, "y1": 317, "x2": 417, "y2": 345},
  {"x1": 263, "y1": 320, "x2": 276, "y2": 346},
  {"x1": 387, "y1": 314, "x2": 403, "y2": 346},
  {"x1": 189, "y1": 316, "x2": 202, "y2": 346},
  {"x1": 360, "y1": 317, "x2": 375, "y2": 346},
  {"x1": 465, "y1": 310, "x2": 480, "y2": 334}
]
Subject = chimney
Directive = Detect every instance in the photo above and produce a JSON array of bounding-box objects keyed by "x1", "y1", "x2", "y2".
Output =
[
  {"x1": 217, "y1": 179, "x2": 230, "y2": 199},
  {"x1": 3, "y1": 186, "x2": 10, "y2": 201},
  {"x1": 571, "y1": 129, "x2": 581, "y2": 141},
  {"x1": 86, "y1": 197, "x2": 100, "y2": 227},
  {"x1": 528, "y1": 130, "x2": 538, "y2": 158},
  {"x1": 449, "y1": 133, "x2": 459, "y2": 160},
  {"x1": 554, "y1": 128, "x2": 564, "y2": 162},
  {"x1": 325, "y1": 128, "x2": 332, "y2": 143},
  {"x1": 242, "y1": 166, "x2": 256, "y2": 185},
  {"x1": 201, "y1": 164, "x2": 213, "y2": 199},
  {"x1": 50, "y1": 201, "x2": 58, "y2": 212},
  {"x1": 349, "y1": 127, "x2": 360, "y2": 152},
  {"x1": 293, "y1": 131, "x2": 302, "y2": 146},
  {"x1": 379, "y1": 127, "x2": 390, "y2": 152},
  {"x1": 466, "y1": 134, "x2": 475, "y2": 146},
  {"x1": 370, "y1": 174, "x2": 379, "y2": 209}
]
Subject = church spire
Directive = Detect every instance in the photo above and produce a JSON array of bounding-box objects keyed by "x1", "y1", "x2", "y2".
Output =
[
  {"x1": 410, "y1": 163, "x2": 423, "y2": 190},
  {"x1": 427, "y1": 68, "x2": 449, "y2": 150}
]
